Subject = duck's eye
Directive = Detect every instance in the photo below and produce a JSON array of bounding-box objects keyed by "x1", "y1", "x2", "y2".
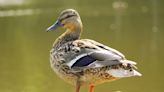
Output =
[{"x1": 61, "y1": 23, "x2": 65, "y2": 26}]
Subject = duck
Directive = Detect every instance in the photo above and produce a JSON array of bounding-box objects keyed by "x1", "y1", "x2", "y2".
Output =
[{"x1": 46, "y1": 9, "x2": 142, "y2": 92}]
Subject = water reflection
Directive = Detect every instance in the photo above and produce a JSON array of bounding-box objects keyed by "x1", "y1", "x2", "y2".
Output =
[
  {"x1": 0, "y1": 9, "x2": 40, "y2": 17},
  {"x1": 112, "y1": 0, "x2": 128, "y2": 10},
  {"x1": 112, "y1": 0, "x2": 128, "y2": 41},
  {"x1": 0, "y1": 0, "x2": 25, "y2": 6}
]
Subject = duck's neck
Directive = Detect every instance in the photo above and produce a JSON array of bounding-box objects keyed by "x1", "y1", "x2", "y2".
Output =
[{"x1": 53, "y1": 24, "x2": 82, "y2": 49}]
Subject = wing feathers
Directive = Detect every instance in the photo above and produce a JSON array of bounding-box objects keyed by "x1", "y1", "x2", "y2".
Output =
[
  {"x1": 72, "y1": 55, "x2": 96, "y2": 67},
  {"x1": 65, "y1": 39, "x2": 137, "y2": 70},
  {"x1": 90, "y1": 50, "x2": 122, "y2": 61}
]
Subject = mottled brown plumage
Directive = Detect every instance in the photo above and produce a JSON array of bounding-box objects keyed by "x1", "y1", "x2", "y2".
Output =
[{"x1": 47, "y1": 9, "x2": 141, "y2": 92}]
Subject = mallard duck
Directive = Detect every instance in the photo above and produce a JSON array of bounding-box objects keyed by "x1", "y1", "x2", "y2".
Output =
[{"x1": 46, "y1": 9, "x2": 142, "y2": 92}]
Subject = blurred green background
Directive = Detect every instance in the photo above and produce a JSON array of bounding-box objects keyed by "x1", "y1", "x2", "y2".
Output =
[{"x1": 0, "y1": 0, "x2": 164, "y2": 92}]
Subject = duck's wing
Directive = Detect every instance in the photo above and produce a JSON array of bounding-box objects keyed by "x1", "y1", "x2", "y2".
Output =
[{"x1": 65, "y1": 39, "x2": 136, "y2": 70}]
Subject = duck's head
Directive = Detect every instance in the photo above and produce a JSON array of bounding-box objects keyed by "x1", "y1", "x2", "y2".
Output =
[{"x1": 47, "y1": 9, "x2": 82, "y2": 32}]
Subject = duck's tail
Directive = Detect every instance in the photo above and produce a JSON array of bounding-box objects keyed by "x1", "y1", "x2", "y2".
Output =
[{"x1": 107, "y1": 60, "x2": 142, "y2": 78}]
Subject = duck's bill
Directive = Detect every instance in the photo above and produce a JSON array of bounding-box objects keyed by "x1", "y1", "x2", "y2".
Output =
[{"x1": 46, "y1": 20, "x2": 60, "y2": 32}]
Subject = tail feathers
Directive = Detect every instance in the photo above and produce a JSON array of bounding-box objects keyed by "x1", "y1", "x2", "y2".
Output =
[
  {"x1": 133, "y1": 69, "x2": 142, "y2": 76},
  {"x1": 107, "y1": 59, "x2": 142, "y2": 78},
  {"x1": 107, "y1": 68, "x2": 142, "y2": 78},
  {"x1": 121, "y1": 60, "x2": 138, "y2": 69}
]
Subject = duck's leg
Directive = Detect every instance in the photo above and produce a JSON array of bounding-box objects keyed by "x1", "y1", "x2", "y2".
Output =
[
  {"x1": 75, "y1": 80, "x2": 80, "y2": 92},
  {"x1": 88, "y1": 84, "x2": 94, "y2": 92}
]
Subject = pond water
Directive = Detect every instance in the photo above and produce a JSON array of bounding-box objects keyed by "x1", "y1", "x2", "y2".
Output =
[{"x1": 0, "y1": 0, "x2": 164, "y2": 92}]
